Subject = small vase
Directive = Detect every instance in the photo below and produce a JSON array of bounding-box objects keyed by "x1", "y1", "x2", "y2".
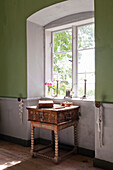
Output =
[{"x1": 48, "y1": 86, "x2": 51, "y2": 96}]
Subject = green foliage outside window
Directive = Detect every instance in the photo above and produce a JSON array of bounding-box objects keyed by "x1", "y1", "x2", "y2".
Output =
[
  {"x1": 53, "y1": 30, "x2": 72, "y2": 96},
  {"x1": 78, "y1": 24, "x2": 95, "y2": 50},
  {"x1": 54, "y1": 30, "x2": 72, "y2": 53}
]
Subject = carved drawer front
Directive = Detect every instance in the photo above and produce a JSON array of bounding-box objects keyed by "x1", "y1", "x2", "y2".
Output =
[
  {"x1": 65, "y1": 109, "x2": 78, "y2": 121},
  {"x1": 72, "y1": 110, "x2": 78, "y2": 120},
  {"x1": 28, "y1": 110, "x2": 34, "y2": 121},
  {"x1": 28, "y1": 110, "x2": 56, "y2": 123},
  {"x1": 43, "y1": 111, "x2": 51, "y2": 123},
  {"x1": 50, "y1": 112, "x2": 57, "y2": 124},
  {"x1": 65, "y1": 110, "x2": 72, "y2": 121},
  {"x1": 57, "y1": 111, "x2": 66, "y2": 123},
  {"x1": 28, "y1": 110, "x2": 41, "y2": 121},
  {"x1": 28, "y1": 107, "x2": 79, "y2": 123},
  {"x1": 28, "y1": 111, "x2": 39, "y2": 121},
  {"x1": 33, "y1": 111, "x2": 39, "y2": 121}
]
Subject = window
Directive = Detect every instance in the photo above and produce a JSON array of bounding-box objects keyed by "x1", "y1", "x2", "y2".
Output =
[{"x1": 45, "y1": 21, "x2": 95, "y2": 99}]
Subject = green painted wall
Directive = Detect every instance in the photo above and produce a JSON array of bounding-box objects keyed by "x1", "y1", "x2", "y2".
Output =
[
  {"x1": 1, "y1": 0, "x2": 113, "y2": 102},
  {"x1": 0, "y1": 0, "x2": 65, "y2": 98},
  {"x1": 95, "y1": 0, "x2": 113, "y2": 103}
]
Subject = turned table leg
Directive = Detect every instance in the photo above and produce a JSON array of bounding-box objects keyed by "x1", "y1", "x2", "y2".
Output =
[
  {"x1": 51, "y1": 131, "x2": 54, "y2": 145},
  {"x1": 74, "y1": 124, "x2": 77, "y2": 153},
  {"x1": 51, "y1": 130, "x2": 54, "y2": 150},
  {"x1": 54, "y1": 131, "x2": 59, "y2": 163},
  {"x1": 31, "y1": 124, "x2": 35, "y2": 157}
]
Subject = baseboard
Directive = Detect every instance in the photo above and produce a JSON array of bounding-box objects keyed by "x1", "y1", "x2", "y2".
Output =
[
  {"x1": 0, "y1": 134, "x2": 31, "y2": 146},
  {"x1": 37, "y1": 138, "x2": 51, "y2": 145},
  {"x1": 77, "y1": 147, "x2": 95, "y2": 158},
  {"x1": 0, "y1": 134, "x2": 52, "y2": 147},
  {"x1": 94, "y1": 158, "x2": 113, "y2": 170}
]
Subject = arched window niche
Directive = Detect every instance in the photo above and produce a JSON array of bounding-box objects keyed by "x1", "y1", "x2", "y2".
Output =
[{"x1": 27, "y1": 0, "x2": 94, "y2": 98}]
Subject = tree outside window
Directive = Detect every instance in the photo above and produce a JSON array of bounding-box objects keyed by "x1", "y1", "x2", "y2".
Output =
[{"x1": 53, "y1": 29, "x2": 72, "y2": 96}]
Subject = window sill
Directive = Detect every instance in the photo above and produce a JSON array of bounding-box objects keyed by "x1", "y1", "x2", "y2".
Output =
[{"x1": 43, "y1": 96, "x2": 95, "y2": 102}]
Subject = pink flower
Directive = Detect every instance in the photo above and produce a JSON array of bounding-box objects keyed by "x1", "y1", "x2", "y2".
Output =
[{"x1": 44, "y1": 81, "x2": 54, "y2": 86}]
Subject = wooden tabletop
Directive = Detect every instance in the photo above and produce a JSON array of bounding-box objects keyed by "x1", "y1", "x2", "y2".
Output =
[{"x1": 26, "y1": 104, "x2": 80, "y2": 112}]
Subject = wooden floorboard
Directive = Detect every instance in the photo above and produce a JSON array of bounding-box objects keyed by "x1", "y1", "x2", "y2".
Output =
[{"x1": 0, "y1": 140, "x2": 103, "y2": 170}]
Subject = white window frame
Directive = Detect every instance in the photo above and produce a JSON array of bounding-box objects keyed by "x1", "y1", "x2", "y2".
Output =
[{"x1": 45, "y1": 19, "x2": 95, "y2": 98}]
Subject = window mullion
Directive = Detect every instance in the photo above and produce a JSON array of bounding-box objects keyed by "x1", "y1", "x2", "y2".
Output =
[
  {"x1": 51, "y1": 32, "x2": 54, "y2": 81},
  {"x1": 53, "y1": 50, "x2": 72, "y2": 55},
  {"x1": 72, "y1": 26, "x2": 78, "y2": 97},
  {"x1": 78, "y1": 47, "x2": 95, "y2": 52}
]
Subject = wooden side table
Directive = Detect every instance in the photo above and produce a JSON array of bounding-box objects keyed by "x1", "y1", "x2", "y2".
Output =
[{"x1": 27, "y1": 105, "x2": 80, "y2": 163}]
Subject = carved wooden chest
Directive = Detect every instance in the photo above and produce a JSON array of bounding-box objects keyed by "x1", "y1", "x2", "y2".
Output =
[{"x1": 27, "y1": 105, "x2": 79, "y2": 124}]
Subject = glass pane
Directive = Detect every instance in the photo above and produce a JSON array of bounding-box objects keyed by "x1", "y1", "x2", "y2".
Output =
[
  {"x1": 78, "y1": 73, "x2": 95, "y2": 98},
  {"x1": 86, "y1": 84, "x2": 95, "y2": 98},
  {"x1": 78, "y1": 24, "x2": 95, "y2": 50},
  {"x1": 53, "y1": 29, "x2": 72, "y2": 53},
  {"x1": 53, "y1": 52, "x2": 72, "y2": 96},
  {"x1": 78, "y1": 83, "x2": 84, "y2": 97},
  {"x1": 78, "y1": 73, "x2": 84, "y2": 84},
  {"x1": 78, "y1": 73, "x2": 85, "y2": 97},
  {"x1": 86, "y1": 73, "x2": 95, "y2": 84},
  {"x1": 86, "y1": 73, "x2": 95, "y2": 97},
  {"x1": 78, "y1": 49, "x2": 95, "y2": 74}
]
